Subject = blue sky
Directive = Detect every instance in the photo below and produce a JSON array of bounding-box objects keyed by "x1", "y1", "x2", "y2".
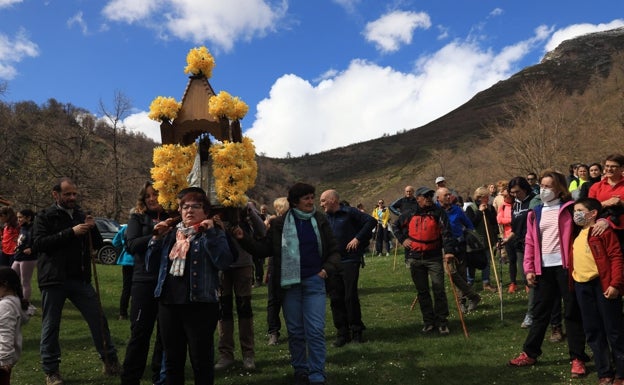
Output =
[{"x1": 1, "y1": 0, "x2": 623, "y2": 158}]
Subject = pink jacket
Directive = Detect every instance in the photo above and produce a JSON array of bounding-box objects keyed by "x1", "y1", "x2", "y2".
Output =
[
  {"x1": 496, "y1": 201, "x2": 512, "y2": 238},
  {"x1": 523, "y1": 200, "x2": 575, "y2": 277}
]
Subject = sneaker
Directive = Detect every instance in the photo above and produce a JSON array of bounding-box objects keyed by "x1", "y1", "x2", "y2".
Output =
[
  {"x1": 385, "y1": 252, "x2": 390, "y2": 257},
  {"x1": 268, "y1": 332, "x2": 279, "y2": 346},
  {"x1": 508, "y1": 282, "x2": 517, "y2": 294},
  {"x1": 26, "y1": 303, "x2": 37, "y2": 316},
  {"x1": 570, "y1": 358, "x2": 586, "y2": 378},
  {"x1": 242, "y1": 356, "x2": 256, "y2": 370},
  {"x1": 45, "y1": 372, "x2": 64, "y2": 385},
  {"x1": 508, "y1": 352, "x2": 537, "y2": 367},
  {"x1": 520, "y1": 314, "x2": 533, "y2": 329},
  {"x1": 103, "y1": 359, "x2": 121, "y2": 376},
  {"x1": 599, "y1": 378, "x2": 614, "y2": 385},
  {"x1": 549, "y1": 325, "x2": 564, "y2": 343},
  {"x1": 438, "y1": 325, "x2": 450, "y2": 335},
  {"x1": 214, "y1": 357, "x2": 235, "y2": 370},
  {"x1": 467, "y1": 295, "x2": 481, "y2": 312},
  {"x1": 421, "y1": 325, "x2": 435, "y2": 334}
]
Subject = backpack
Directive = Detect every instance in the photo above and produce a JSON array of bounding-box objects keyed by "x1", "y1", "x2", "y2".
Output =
[
  {"x1": 464, "y1": 228, "x2": 485, "y2": 253},
  {"x1": 407, "y1": 212, "x2": 441, "y2": 251}
]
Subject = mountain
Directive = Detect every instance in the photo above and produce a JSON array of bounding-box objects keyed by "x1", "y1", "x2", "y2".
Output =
[{"x1": 248, "y1": 27, "x2": 624, "y2": 212}]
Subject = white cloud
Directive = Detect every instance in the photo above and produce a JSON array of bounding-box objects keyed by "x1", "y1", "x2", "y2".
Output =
[
  {"x1": 0, "y1": 30, "x2": 39, "y2": 80},
  {"x1": 332, "y1": 0, "x2": 360, "y2": 13},
  {"x1": 0, "y1": 0, "x2": 22, "y2": 8},
  {"x1": 122, "y1": 111, "x2": 162, "y2": 143},
  {"x1": 364, "y1": 10, "x2": 431, "y2": 53},
  {"x1": 245, "y1": 29, "x2": 548, "y2": 158},
  {"x1": 102, "y1": 0, "x2": 288, "y2": 52},
  {"x1": 67, "y1": 11, "x2": 89, "y2": 35},
  {"x1": 544, "y1": 19, "x2": 624, "y2": 52}
]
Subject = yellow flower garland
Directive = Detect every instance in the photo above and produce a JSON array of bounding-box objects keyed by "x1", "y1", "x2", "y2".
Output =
[
  {"x1": 208, "y1": 91, "x2": 249, "y2": 121},
  {"x1": 209, "y1": 137, "x2": 257, "y2": 207},
  {"x1": 184, "y1": 46, "x2": 216, "y2": 78},
  {"x1": 148, "y1": 96, "x2": 181, "y2": 122},
  {"x1": 151, "y1": 143, "x2": 197, "y2": 210}
]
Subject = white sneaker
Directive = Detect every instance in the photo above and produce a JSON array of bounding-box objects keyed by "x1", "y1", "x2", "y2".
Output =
[{"x1": 26, "y1": 304, "x2": 37, "y2": 316}]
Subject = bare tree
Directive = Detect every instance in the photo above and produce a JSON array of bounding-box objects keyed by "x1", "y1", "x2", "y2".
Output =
[{"x1": 99, "y1": 91, "x2": 132, "y2": 222}]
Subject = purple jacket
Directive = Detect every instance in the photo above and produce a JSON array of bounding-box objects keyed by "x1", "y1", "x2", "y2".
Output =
[{"x1": 523, "y1": 200, "x2": 575, "y2": 277}]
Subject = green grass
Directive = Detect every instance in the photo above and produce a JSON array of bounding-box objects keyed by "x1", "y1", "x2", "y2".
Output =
[{"x1": 13, "y1": 255, "x2": 603, "y2": 385}]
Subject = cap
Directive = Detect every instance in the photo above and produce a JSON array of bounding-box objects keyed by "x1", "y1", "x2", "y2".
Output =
[
  {"x1": 435, "y1": 176, "x2": 445, "y2": 184},
  {"x1": 415, "y1": 186, "x2": 435, "y2": 196}
]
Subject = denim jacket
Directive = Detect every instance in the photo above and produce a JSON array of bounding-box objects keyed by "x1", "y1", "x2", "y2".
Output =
[{"x1": 146, "y1": 227, "x2": 233, "y2": 303}]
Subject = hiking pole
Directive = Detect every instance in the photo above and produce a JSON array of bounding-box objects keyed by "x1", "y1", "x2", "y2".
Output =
[
  {"x1": 410, "y1": 295, "x2": 418, "y2": 311},
  {"x1": 393, "y1": 238, "x2": 399, "y2": 271},
  {"x1": 88, "y1": 230, "x2": 111, "y2": 368},
  {"x1": 445, "y1": 259, "x2": 469, "y2": 338},
  {"x1": 482, "y1": 211, "x2": 504, "y2": 321}
]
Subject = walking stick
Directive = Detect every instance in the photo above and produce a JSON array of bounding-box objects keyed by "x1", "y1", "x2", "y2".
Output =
[
  {"x1": 445, "y1": 260, "x2": 469, "y2": 338},
  {"x1": 482, "y1": 211, "x2": 504, "y2": 321},
  {"x1": 88, "y1": 231, "x2": 111, "y2": 368},
  {"x1": 393, "y1": 238, "x2": 399, "y2": 271},
  {"x1": 410, "y1": 295, "x2": 418, "y2": 311}
]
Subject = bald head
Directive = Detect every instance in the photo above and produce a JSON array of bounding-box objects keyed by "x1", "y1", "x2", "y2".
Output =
[
  {"x1": 320, "y1": 189, "x2": 340, "y2": 213},
  {"x1": 436, "y1": 187, "x2": 452, "y2": 207}
]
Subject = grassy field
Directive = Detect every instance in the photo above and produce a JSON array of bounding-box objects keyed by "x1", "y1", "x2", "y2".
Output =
[{"x1": 13, "y1": 254, "x2": 603, "y2": 385}]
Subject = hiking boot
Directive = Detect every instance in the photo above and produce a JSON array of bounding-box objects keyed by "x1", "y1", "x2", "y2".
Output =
[
  {"x1": 549, "y1": 325, "x2": 564, "y2": 343},
  {"x1": 333, "y1": 334, "x2": 351, "y2": 347},
  {"x1": 45, "y1": 372, "x2": 64, "y2": 385},
  {"x1": 103, "y1": 358, "x2": 121, "y2": 376},
  {"x1": 438, "y1": 325, "x2": 450, "y2": 335},
  {"x1": 214, "y1": 357, "x2": 235, "y2": 370},
  {"x1": 294, "y1": 371, "x2": 310, "y2": 385},
  {"x1": 467, "y1": 295, "x2": 481, "y2": 312},
  {"x1": 571, "y1": 358, "x2": 586, "y2": 378},
  {"x1": 421, "y1": 325, "x2": 435, "y2": 334},
  {"x1": 268, "y1": 332, "x2": 279, "y2": 346},
  {"x1": 483, "y1": 283, "x2": 497, "y2": 293},
  {"x1": 242, "y1": 356, "x2": 256, "y2": 370},
  {"x1": 520, "y1": 314, "x2": 533, "y2": 329},
  {"x1": 508, "y1": 352, "x2": 537, "y2": 367},
  {"x1": 508, "y1": 282, "x2": 517, "y2": 294}
]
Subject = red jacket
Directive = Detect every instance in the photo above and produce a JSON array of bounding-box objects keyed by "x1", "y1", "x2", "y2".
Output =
[
  {"x1": 570, "y1": 226, "x2": 624, "y2": 294},
  {"x1": 589, "y1": 177, "x2": 624, "y2": 229}
]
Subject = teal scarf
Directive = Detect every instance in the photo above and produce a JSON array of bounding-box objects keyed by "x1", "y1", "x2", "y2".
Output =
[{"x1": 280, "y1": 207, "x2": 322, "y2": 288}]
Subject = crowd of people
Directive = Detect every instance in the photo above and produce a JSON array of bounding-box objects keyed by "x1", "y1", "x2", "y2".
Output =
[{"x1": 0, "y1": 154, "x2": 623, "y2": 385}]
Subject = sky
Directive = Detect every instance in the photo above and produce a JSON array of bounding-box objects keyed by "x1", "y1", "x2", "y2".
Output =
[{"x1": 1, "y1": 1, "x2": 623, "y2": 158}]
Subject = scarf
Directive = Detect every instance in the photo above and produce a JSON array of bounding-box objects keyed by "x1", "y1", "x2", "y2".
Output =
[
  {"x1": 168, "y1": 222, "x2": 200, "y2": 276},
  {"x1": 280, "y1": 207, "x2": 322, "y2": 288}
]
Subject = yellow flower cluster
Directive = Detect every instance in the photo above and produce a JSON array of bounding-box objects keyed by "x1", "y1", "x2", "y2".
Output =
[
  {"x1": 208, "y1": 91, "x2": 249, "y2": 121},
  {"x1": 184, "y1": 46, "x2": 216, "y2": 78},
  {"x1": 209, "y1": 137, "x2": 257, "y2": 207},
  {"x1": 151, "y1": 143, "x2": 197, "y2": 210},
  {"x1": 148, "y1": 96, "x2": 181, "y2": 122}
]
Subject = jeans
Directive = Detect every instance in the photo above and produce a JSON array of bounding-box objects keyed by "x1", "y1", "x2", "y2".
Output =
[
  {"x1": 523, "y1": 266, "x2": 587, "y2": 361},
  {"x1": 282, "y1": 274, "x2": 327, "y2": 383},
  {"x1": 575, "y1": 279, "x2": 624, "y2": 378},
  {"x1": 407, "y1": 251, "x2": 449, "y2": 327},
  {"x1": 159, "y1": 302, "x2": 219, "y2": 385},
  {"x1": 327, "y1": 261, "x2": 364, "y2": 336},
  {"x1": 40, "y1": 280, "x2": 117, "y2": 374}
]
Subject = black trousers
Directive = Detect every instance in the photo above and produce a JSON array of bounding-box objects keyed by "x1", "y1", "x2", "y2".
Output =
[
  {"x1": 523, "y1": 266, "x2": 588, "y2": 361},
  {"x1": 121, "y1": 281, "x2": 163, "y2": 385},
  {"x1": 159, "y1": 302, "x2": 219, "y2": 385},
  {"x1": 327, "y1": 261, "x2": 365, "y2": 335},
  {"x1": 119, "y1": 265, "x2": 133, "y2": 317}
]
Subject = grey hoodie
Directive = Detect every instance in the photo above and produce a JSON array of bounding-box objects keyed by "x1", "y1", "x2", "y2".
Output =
[{"x1": 0, "y1": 295, "x2": 30, "y2": 367}]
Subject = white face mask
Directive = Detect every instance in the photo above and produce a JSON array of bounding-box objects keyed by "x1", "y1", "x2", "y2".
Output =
[{"x1": 539, "y1": 188, "x2": 556, "y2": 203}]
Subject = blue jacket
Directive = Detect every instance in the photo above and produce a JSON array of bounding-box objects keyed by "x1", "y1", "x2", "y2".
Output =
[
  {"x1": 437, "y1": 203, "x2": 474, "y2": 239},
  {"x1": 325, "y1": 204, "x2": 377, "y2": 263},
  {"x1": 146, "y1": 226, "x2": 234, "y2": 303},
  {"x1": 112, "y1": 225, "x2": 134, "y2": 266}
]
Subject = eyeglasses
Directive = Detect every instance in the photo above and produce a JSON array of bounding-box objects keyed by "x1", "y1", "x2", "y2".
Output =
[
  {"x1": 378, "y1": 201, "x2": 384, "y2": 204},
  {"x1": 181, "y1": 203, "x2": 203, "y2": 211}
]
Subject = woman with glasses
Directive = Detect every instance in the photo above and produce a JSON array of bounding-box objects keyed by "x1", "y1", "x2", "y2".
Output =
[{"x1": 147, "y1": 187, "x2": 234, "y2": 385}]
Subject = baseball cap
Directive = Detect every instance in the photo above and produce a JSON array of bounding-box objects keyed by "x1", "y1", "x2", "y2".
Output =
[
  {"x1": 435, "y1": 176, "x2": 445, "y2": 184},
  {"x1": 415, "y1": 186, "x2": 435, "y2": 196}
]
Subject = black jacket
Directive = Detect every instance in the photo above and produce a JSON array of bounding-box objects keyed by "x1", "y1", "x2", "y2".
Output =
[
  {"x1": 126, "y1": 211, "x2": 170, "y2": 283},
  {"x1": 33, "y1": 204, "x2": 103, "y2": 287}
]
